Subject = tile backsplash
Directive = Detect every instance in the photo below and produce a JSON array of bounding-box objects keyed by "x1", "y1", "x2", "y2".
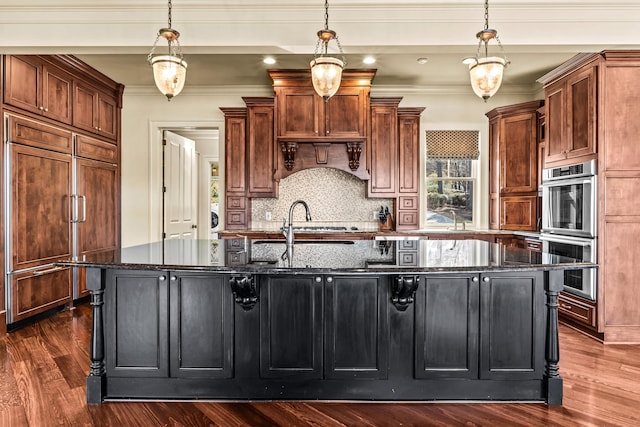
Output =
[{"x1": 251, "y1": 168, "x2": 393, "y2": 230}]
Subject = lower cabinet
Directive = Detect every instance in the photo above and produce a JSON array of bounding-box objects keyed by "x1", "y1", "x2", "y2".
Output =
[
  {"x1": 414, "y1": 274, "x2": 479, "y2": 379},
  {"x1": 259, "y1": 274, "x2": 389, "y2": 380},
  {"x1": 105, "y1": 270, "x2": 234, "y2": 379},
  {"x1": 10, "y1": 266, "x2": 72, "y2": 323}
]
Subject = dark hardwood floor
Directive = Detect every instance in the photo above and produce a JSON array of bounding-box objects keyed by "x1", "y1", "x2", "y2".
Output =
[{"x1": 1, "y1": 303, "x2": 640, "y2": 426}]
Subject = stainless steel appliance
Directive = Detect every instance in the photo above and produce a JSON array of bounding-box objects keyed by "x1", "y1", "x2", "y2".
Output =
[
  {"x1": 541, "y1": 234, "x2": 597, "y2": 300},
  {"x1": 541, "y1": 159, "x2": 597, "y2": 238},
  {"x1": 540, "y1": 159, "x2": 598, "y2": 300}
]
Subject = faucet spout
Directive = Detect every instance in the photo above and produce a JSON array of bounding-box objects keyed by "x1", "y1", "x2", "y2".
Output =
[
  {"x1": 281, "y1": 200, "x2": 313, "y2": 267},
  {"x1": 450, "y1": 210, "x2": 458, "y2": 231}
]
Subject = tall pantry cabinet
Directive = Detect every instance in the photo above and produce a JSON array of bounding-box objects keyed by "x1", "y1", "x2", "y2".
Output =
[{"x1": 1, "y1": 55, "x2": 123, "y2": 331}]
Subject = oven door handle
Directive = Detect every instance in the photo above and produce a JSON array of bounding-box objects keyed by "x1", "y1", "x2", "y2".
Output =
[
  {"x1": 540, "y1": 233, "x2": 594, "y2": 246},
  {"x1": 541, "y1": 176, "x2": 594, "y2": 188}
]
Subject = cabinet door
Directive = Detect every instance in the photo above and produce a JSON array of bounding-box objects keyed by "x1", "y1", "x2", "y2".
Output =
[
  {"x1": 479, "y1": 272, "x2": 545, "y2": 380},
  {"x1": 76, "y1": 158, "x2": 119, "y2": 256},
  {"x1": 224, "y1": 113, "x2": 247, "y2": 194},
  {"x1": 10, "y1": 144, "x2": 72, "y2": 271},
  {"x1": 544, "y1": 81, "x2": 566, "y2": 165},
  {"x1": 500, "y1": 195, "x2": 538, "y2": 231},
  {"x1": 488, "y1": 118, "x2": 501, "y2": 229},
  {"x1": 260, "y1": 275, "x2": 323, "y2": 379},
  {"x1": 3, "y1": 55, "x2": 42, "y2": 116},
  {"x1": 42, "y1": 64, "x2": 73, "y2": 124},
  {"x1": 10, "y1": 266, "x2": 72, "y2": 323},
  {"x1": 398, "y1": 113, "x2": 420, "y2": 194},
  {"x1": 500, "y1": 112, "x2": 538, "y2": 193},
  {"x1": 105, "y1": 270, "x2": 169, "y2": 378},
  {"x1": 73, "y1": 81, "x2": 99, "y2": 134},
  {"x1": 324, "y1": 87, "x2": 367, "y2": 138},
  {"x1": 169, "y1": 273, "x2": 234, "y2": 378},
  {"x1": 247, "y1": 104, "x2": 276, "y2": 197},
  {"x1": 97, "y1": 92, "x2": 118, "y2": 140},
  {"x1": 566, "y1": 66, "x2": 596, "y2": 159},
  {"x1": 324, "y1": 275, "x2": 389, "y2": 379},
  {"x1": 276, "y1": 88, "x2": 320, "y2": 138},
  {"x1": 415, "y1": 275, "x2": 479, "y2": 379},
  {"x1": 369, "y1": 105, "x2": 398, "y2": 196}
]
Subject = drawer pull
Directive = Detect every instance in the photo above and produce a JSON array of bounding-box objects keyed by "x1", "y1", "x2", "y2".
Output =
[{"x1": 560, "y1": 303, "x2": 572, "y2": 310}]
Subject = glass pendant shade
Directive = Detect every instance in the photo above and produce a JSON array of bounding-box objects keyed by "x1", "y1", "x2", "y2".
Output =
[
  {"x1": 310, "y1": 57, "x2": 344, "y2": 101},
  {"x1": 467, "y1": 56, "x2": 506, "y2": 101},
  {"x1": 150, "y1": 55, "x2": 187, "y2": 101}
]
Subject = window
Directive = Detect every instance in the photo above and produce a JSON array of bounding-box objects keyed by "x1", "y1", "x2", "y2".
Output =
[
  {"x1": 425, "y1": 131, "x2": 479, "y2": 228},
  {"x1": 425, "y1": 159, "x2": 477, "y2": 226}
]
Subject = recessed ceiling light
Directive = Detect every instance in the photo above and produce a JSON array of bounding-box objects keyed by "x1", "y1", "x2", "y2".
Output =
[
  {"x1": 363, "y1": 56, "x2": 376, "y2": 65},
  {"x1": 263, "y1": 57, "x2": 276, "y2": 65},
  {"x1": 416, "y1": 57, "x2": 428, "y2": 65}
]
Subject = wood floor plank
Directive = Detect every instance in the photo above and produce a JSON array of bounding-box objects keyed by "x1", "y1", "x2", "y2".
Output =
[{"x1": 2, "y1": 304, "x2": 640, "y2": 426}]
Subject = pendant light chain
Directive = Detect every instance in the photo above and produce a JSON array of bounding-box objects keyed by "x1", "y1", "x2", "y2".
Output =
[
  {"x1": 324, "y1": 0, "x2": 329, "y2": 31},
  {"x1": 484, "y1": 0, "x2": 489, "y2": 31},
  {"x1": 168, "y1": 0, "x2": 173, "y2": 29}
]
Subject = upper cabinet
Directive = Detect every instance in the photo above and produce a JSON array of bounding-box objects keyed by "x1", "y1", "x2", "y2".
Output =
[
  {"x1": 245, "y1": 97, "x2": 277, "y2": 198},
  {"x1": 539, "y1": 56, "x2": 598, "y2": 167},
  {"x1": 73, "y1": 80, "x2": 119, "y2": 141},
  {"x1": 486, "y1": 100, "x2": 544, "y2": 231},
  {"x1": 270, "y1": 69, "x2": 372, "y2": 141},
  {"x1": 3, "y1": 55, "x2": 73, "y2": 125}
]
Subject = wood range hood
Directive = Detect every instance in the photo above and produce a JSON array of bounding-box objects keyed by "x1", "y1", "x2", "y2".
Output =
[{"x1": 268, "y1": 69, "x2": 377, "y2": 182}]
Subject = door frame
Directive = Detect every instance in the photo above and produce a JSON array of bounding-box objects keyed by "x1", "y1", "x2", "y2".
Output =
[{"x1": 148, "y1": 120, "x2": 224, "y2": 243}]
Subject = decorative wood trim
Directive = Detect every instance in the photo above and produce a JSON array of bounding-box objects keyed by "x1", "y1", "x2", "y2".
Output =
[
  {"x1": 545, "y1": 269, "x2": 564, "y2": 406},
  {"x1": 280, "y1": 141, "x2": 298, "y2": 171},
  {"x1": 230, "y1": 275, "x2": 258, "y2": 311},
  {"x1": 391, "y1": 275, "x2": 420, "y2": 311},
  {"x1": 346, "y1": 141, "x2": 363, "y2": 170}
]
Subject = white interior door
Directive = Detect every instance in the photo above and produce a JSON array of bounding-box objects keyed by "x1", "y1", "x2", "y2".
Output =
[{"x1": 164, "y1": 130, "x2": 198, "y2": 240}]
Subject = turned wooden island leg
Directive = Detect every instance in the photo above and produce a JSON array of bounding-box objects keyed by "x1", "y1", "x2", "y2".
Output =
[
  {"x1": 86, "y1": 267, "x2": 106, "y2": 404},
  {"x1": 545, "y1": 269, "x2": 564, "y2": 405}
]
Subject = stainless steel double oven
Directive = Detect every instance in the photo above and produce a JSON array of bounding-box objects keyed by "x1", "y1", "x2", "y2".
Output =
[{"x1": 540, "y1": 159, "x2": 597, "y2": 300}]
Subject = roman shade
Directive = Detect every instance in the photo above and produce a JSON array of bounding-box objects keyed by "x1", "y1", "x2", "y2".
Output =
[{"x1": 426, "y1": 130, "x2": 479, "y2": 160}]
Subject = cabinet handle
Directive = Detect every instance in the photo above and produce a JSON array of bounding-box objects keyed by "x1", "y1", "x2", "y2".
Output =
[
  {"x1": 171, "y1": 276, "x2": 177, "y2": 281},
  {"x1": 472, "y1": 276, "x2": 479, "y2": 282},
  {"x1": 315, "y1": 277, "x2": 322, "y2": 282},
  {"x1": 483, "y1": 277, "x2": 490, "y2": 282},
  {"x1": 38, "y1": 106, "x2": 44, "y2": 111},
  {"x1": 326, "y1": 277, "x2": 333, "y2": 283},
  {"x1": 159, "y1": 275, "x2": 166, "y2": 281},
  {"x1": 77, "y1": 195, "x2": 87, "y2": 223},
  {"x1": 44, "y1": 108, "x2": 48, "y2": 112},
  {"x1": 561, "y1": 303, "x2": 572, "y2": 310}
]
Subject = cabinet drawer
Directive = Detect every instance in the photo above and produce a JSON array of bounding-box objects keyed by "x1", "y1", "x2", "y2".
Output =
[
  {"x1": 226, "y1": 210, "x2": 247, "y2": 227},
  {"x1": 7, "y1": 114, "x2": 73, "y2": 154},
  {"x1": 398, "y1": 251, "x2": 418, "y2": 266},
  {"x1": 75, "y1": 134, "x2": 118, "y2": 163},
  {"x1": 225, "y1": 239, "x2": 246, "y2": 250},
  {"x1": 226, "y1": 196, "x2": 246, "y2": 209},
  {"x1": 558, "y1": 292, "x2": 597, "y2": 328},
  {"x1": 397, "y1": 211, "x2": 418, "y2": 227},
  {"x1": 11, "y1": 266, "x2": 72, "y2": 323},
  {"x1": 399, "y1": 240, "x2": 418, "y2": 250},
  {"x1": 525, "y1": 239, "x2": 542, "y2": 252},
  {"x1": 399, "y1": 196, "x2": 418, "y2": 210},
  {"x1": 226, "y1": 252, "x2": 247, "y2": 266}
]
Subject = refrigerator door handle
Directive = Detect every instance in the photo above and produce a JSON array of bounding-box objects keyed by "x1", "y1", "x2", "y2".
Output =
[
  {"x1": 32, "y1": 266, "x2": 65, "y2": 276},
  {"x1": 70, "y1": 194, "x2": 78, "y2": 223},
  {"x1": 78, "y1": 195, "x2": 87, "y2": 223}
]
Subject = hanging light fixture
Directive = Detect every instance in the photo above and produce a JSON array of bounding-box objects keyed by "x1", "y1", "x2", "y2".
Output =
[
  {"x1": 462, "y1": 0, "x2": 508, "y2": 102},
  {"x1": 147, "y1": 0, "x2": 187, "y2": 101},
  {"x1": 310, "y1": 0, "x2": 346, "y2": 102}
]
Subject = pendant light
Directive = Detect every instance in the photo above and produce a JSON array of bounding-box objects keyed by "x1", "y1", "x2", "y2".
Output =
[
  {"x1": 147, "y1": 0, "x2": 187, "y2": 101},
  {"x1": 310, "y1": 0, "x2": 346, "y2": 102},
  {"x1": 462, "y1": 0, "x2": 509, "y2": 102}
]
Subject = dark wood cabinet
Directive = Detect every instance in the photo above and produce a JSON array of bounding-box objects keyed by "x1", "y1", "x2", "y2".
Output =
[
  {"x1": 9, "y1": 143, "x2": 72, "y2": 271},
  {"x1": 3, "y1": 55, "x2": 73, "y2": 125},
  {"x1": 325, "y1": 275, "x2": 389, "y2": 379},
  {"x1": 396, "y1": 108, "x2": 424, "y2": 229},
  {"x1": 486, "y1": 100, "x2": 543, "y2": 231},
  {"x1": 544, "y1": 63, "x2": 597, "y2": 167},
  {"x1": 2, "y1": 54, "x2": 123, "y2": 327},
  {"x1": 245, "y1": 97, "x2": 276, "y2": 198},
  {"x1": 260, "y1": 274, "x2": 323, "y2": 379},
  {"x1": 271, "y1": 72, "x2": 370, "y2": 140},
  {"x1": 479, "y1": 271, "x2": 545, "y2": 380},
  {"x1": 105, "y1": 269, "x2": 170, "y2": 378},
  {"x1": 369, "y1": 98, "x2": 399, "y2": 196},
  {"x1": 169, "y1": 272, "x2": 234, "y2": 378},
  {"x1": 415, "y1": 275, "x2": 479, "y2": 379},
  {"x1": 73, "y1": 80, "x2": 118, "y2": 140},
  {"x1": 221, "y1": 108, "x2": 249, "y2": 229}
]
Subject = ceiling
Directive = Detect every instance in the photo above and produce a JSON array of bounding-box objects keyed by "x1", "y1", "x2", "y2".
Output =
[{"x1": 2, "y1": 1, "x2": 640, "y2": 93}]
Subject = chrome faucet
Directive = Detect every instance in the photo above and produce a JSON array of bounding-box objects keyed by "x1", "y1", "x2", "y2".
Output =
[
  {"x1": 450, "y1": 210, "x2": 458, "y2": 231},
  {"x1": 281, "y1": 200, "x2": 312, "y2": 265}
]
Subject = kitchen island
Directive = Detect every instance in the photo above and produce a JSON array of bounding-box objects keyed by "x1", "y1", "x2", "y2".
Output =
[{"x1": 61, "y1": 237, "x2": 595, "y2": 405}]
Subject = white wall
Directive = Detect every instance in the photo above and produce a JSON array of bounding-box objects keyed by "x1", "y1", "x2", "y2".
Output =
[{"x1": 120, "y1": 84, "x2": 537, "y2": 246}]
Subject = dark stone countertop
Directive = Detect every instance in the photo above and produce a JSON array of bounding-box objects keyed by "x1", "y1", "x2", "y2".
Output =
[{"x1": 58, "y1": 237, "x2": 594, "y2": 274}]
